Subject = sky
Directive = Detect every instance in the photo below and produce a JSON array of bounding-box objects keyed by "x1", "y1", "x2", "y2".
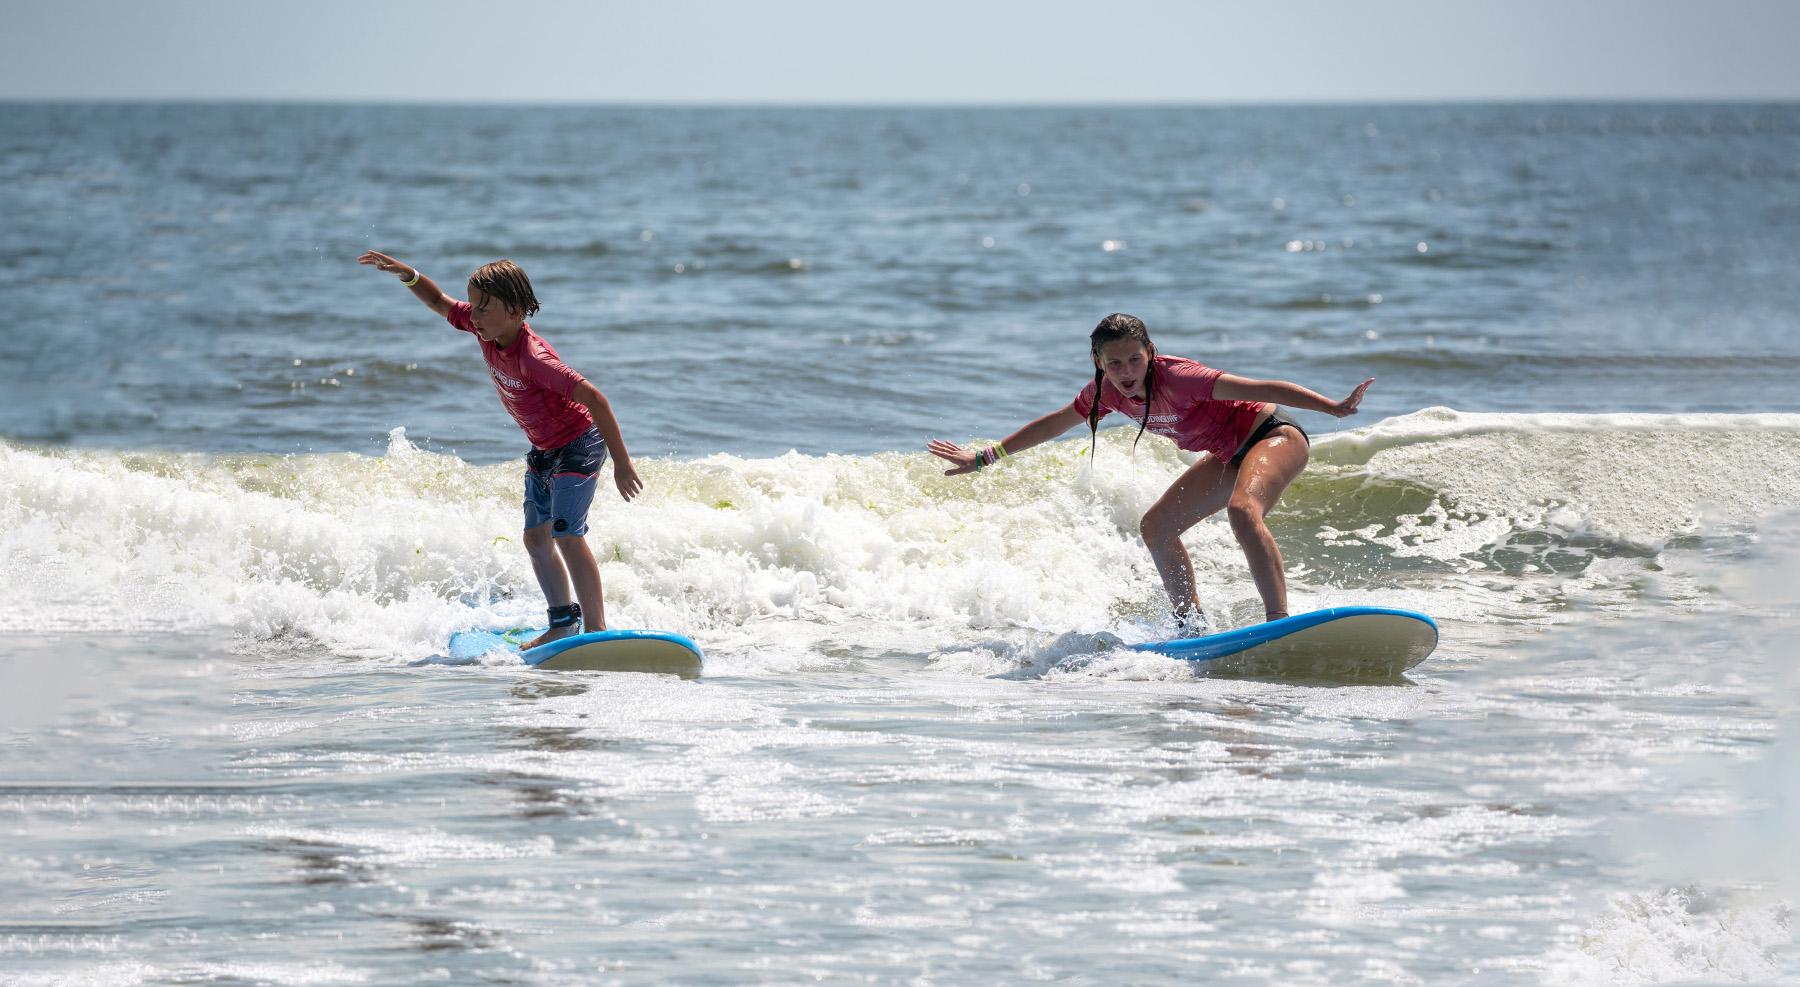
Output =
[{"x1": 6, "y1": 0, "x2": 1800, "y2": 104}]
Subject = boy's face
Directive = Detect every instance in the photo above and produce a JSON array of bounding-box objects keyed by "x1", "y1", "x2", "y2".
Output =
[{"x1": 467, "y1": 289, "x2": 524, "y2": 342}]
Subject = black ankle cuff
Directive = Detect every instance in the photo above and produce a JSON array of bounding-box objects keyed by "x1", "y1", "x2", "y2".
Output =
[{"x1": 547, "y1": 603, "x2": 582, "y2": 629}]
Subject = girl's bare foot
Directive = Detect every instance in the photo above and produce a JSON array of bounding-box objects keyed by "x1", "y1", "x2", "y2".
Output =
[{"x1": 1173, "y1": 609, "x2": 1212, "y2": 639}]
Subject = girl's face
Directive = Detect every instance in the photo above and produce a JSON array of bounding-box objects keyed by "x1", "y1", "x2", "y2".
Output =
[{"x1": 1095, "y1": 339, "x2": 1152, "y2": 399}]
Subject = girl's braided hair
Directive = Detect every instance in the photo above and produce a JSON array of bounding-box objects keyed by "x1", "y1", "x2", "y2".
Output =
[
  {"x1": 1087, "y1": 313, "x2": 1156, "y2": 461},
  {"x1": 468, "y1": 260, "x2": 541, "y2": 318}
]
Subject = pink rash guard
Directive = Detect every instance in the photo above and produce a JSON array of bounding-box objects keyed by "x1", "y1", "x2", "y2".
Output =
[
  {"x1": 1072, "y1": 355, "x2": 1265, "y2": 461},
  {"x1": 447, "y1": 301, "x2": 594, "y2": 450}
]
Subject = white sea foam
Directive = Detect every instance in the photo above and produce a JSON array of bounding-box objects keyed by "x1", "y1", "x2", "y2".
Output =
[
  {"x1": 1541, "y1": 888, "x2": 1792, "y2": 985},
  {"x1": 0, "y1": 962, "x2": 372, "y2": 987},
  {"x1": 3, "y1": 412, "x2": 1797, "y2": 668}
]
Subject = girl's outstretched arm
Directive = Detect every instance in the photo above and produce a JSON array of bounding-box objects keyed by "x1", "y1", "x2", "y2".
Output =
[
  {"x1": 928, "y1": 405, "x2": 1086, "y2": 476},
  {"x1": 1212, "y1": 375, "x2": 1374, "y2": 418},
  {"x1": 358, "y1": 250, "x2": 457, "y2": 318}
]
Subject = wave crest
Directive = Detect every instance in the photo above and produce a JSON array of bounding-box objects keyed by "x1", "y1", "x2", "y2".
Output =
[{"x1": 4, "y1": 411, "x2": 1795, "y2": 658}]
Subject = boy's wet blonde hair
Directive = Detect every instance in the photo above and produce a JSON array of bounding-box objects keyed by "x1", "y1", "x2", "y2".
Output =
[{"x1": 468, "y1": 260, "x2": 540, "y2": 317}]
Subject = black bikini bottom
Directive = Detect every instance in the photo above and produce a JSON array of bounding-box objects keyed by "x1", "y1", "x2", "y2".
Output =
[{"x1": 1228, "y1": 408, "x2": 1308, "y2": 467}]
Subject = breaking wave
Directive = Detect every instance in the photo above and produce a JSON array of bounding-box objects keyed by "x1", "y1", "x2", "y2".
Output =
[{"x1": 4, "y1": 409, "x2": 1797, "y2": 667}]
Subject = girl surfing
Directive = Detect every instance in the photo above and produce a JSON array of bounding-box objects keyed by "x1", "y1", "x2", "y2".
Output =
[{"x1": 927, "y1": 314, "x2": 1372, "y2": 630}]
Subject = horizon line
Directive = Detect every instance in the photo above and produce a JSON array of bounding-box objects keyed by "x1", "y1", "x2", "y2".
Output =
[{"x1": 5, "y1": 96, "x2": 1800, "y2": 110}]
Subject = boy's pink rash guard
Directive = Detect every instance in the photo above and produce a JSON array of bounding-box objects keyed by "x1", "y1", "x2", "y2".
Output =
[
  {"x1": 1072, "y1": 355, "x2": 1265, "y2": 460},
  {"x1": 447, "y1": 302, "x2": 594, "y2": 450}
]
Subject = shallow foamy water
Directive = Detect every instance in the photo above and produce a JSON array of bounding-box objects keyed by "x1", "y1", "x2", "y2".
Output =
[
  {"x1": 2, "y1": 611, "x2": 1794, "y2": 984},
  {"x1": 4, "y1": 420, "x2": 1798, "y2": 984}
]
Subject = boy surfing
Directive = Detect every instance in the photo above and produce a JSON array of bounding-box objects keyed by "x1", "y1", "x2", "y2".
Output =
[
  {"x1": 927, "y1": 314, "x2": 1371, "y2": 629},
  {"x1": 359, "y1": 251, "x2": 642, "y2": 647}
]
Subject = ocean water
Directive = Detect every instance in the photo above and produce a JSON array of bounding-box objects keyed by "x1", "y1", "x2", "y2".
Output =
[{"x1": 3, "y1": 104, "x2": 1799, "y2": 984}]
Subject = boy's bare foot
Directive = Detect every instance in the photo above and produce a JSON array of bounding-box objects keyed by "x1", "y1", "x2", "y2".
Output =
[
  {"x1": 522, "y1": 604, "x2": 584, "y2": 651},
  {"x1": 522, "y1": 624, "x2": 579, "y2": 650}
]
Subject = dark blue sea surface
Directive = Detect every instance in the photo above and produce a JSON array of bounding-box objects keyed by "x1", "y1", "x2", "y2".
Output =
[{"x1": 5, "y1": 103, "x2": 1799, "y2": 461}]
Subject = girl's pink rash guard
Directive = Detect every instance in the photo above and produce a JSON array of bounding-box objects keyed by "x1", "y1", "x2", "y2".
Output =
[
  {"x1": 447, "y1": 302, "x2": 594, "y2": 450},
  {"x1": 1073, "y1": 355, "x2": 1264, "y2": 461}
]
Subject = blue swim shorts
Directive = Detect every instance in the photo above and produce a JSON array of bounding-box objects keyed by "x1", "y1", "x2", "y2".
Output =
[{"x1": 523, "y1": 426, "x2": 609, "y2": 538}]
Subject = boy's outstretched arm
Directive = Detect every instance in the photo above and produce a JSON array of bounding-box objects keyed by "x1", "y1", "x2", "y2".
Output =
[
  {"x1": 358, "y1": 250, "x2": 457, "y2": 318},
  {"x1": 571, "y1": 382, "x2": 643, "y2": 501}
]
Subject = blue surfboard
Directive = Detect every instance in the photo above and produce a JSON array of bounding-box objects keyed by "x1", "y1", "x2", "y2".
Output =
[
  {"x1": 448, "y1": 626, "x2": 705, "y2": 678},
  {"x1": 1131, "y1": 606, "x2": 1437, "y2": 679}
]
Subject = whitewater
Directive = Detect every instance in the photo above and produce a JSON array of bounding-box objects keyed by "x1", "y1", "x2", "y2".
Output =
[
  {"x1": 6, "y1": 410, "x2": 1796, "y2": 649},
  {"x1": 4, "y1": 411, "x2": 1799, "y2": 983}
]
